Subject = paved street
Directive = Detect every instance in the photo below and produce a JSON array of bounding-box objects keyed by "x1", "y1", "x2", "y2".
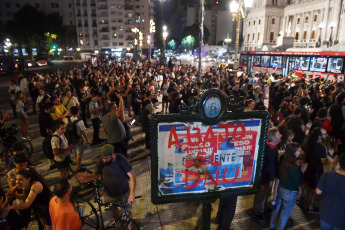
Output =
[{"x1": 0, "y1": 64, "x2": 324, "y2": 229}]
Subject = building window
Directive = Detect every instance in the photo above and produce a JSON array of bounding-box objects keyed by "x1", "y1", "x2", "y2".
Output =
[
  {"x1": 118, "y1": 19, "x2": 123, "y2": 23},
  {"x1": 249, "y1": 21, "x2": 251, "y2": 26},
  {"x1": 303, "y1": 31, "x2": 307, "y2": 39},
  {"x1": 272, "y1": 18, "x2": 275, "y2": 24},
  {"x1": 79, "y1": 32, "x2": 83, "y2": 37},
  {"x1": 247, "y1": 34, "x2": 250, "y2": 41},
  {"x1": 111, "y1": 11, "x2": 116, "y2": 15},
  {"x1": 80, "y1": 40, "x2": 84, "y2": 45},
  {"x1": 119, "y1": 42, "x2": 124, "y2": 46},
  {"x1": 270, "y1": 32, "x2": 274, "y2": 42},
  {"x1": 119, "y1": 34, "x2": 123, "y2": 38},
  {"x1": 51, "y1": 3, "x2": 59, "y2": 8},
  {"x1": 314, "y1": 15, "x2": 317, "y2": 21},
  {"x1": 305, "y1": 16, "x2": 308, "y2": 23},
  {"x1": 254, "y1": 20, "x2": 256, "y2": 26},
  {"x1": 113, "y1": 42, "x2": 117, "y2": 46},
  {"x1": 252, "y1": 33, "x2": 255, "y2": 41},
  {"x1": 259, "y1": 19, "x2": 261, "y2": 25},
  {"x1": 257, "y1": 32, "x2": 260, "y2": 40},
  {"x1": 295, "y1": 32, "x2": 299, "y2": 40},
  {"x1": 94, "y1": 40, "x2": 98, "y2": 46},
  {"x1": 311, "y1": 30, "x2": 316, "y2": 39},
  {"x1": 111, "y1": 4, "x2": 115, "y2": 8},
  {"x1": 297, "y1": 18, "x2": 300, "y2": 24},
  {"x1": 102, "y1": 42, "x2": 109, "y2": 46}
]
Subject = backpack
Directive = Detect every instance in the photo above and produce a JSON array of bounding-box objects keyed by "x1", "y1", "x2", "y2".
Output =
[
  {"x1": 65, "y1": 117, "x2": 81, "y2": 144},
  {"x1": 42, "y1": 135, "x2": 60, "y2": 159}
]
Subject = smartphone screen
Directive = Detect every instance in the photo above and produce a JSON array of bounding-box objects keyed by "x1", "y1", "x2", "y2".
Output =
[{"x1": 130, "y1": 119, "x2": 136, "y2": 125}]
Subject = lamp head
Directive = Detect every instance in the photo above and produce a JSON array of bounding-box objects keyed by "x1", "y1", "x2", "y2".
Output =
[
  {"x1": 244, "y1": 0, "x2": 253, "y2": 8},
  {"x1": 230, "y1": 0, "x2": 239, "y2": 13}
]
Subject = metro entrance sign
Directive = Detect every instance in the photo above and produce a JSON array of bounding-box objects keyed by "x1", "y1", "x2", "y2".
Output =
[{"x1": 151, "y1": 89, "x2": 270, "y2": 205}]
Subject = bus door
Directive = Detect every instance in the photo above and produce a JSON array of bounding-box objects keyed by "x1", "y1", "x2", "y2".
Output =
[
  {"x1": 287, "y1": 57, "x2": 296, "y2": 72},
  {"x1": 247, "y1": 55, "x2": 253, "y2": 76},
  {"x1": 282, "y1": 56, "x2": 288, "y2": 76}
]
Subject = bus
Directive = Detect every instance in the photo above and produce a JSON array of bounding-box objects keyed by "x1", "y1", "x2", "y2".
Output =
[{"x1": 239, "y1": 50, "x2": 345, "y2": 82}]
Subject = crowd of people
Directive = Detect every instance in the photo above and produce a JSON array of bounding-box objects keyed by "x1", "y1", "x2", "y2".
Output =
[{"x1": 0, "y1": 57, "x2": 344, "y2": 230}]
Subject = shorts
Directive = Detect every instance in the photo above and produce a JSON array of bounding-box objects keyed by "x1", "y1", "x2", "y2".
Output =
[
  {"x1": 54, "y1": 156, "x2": 71, "y2": 171},
  {"x1": 104, "y1": 191, "x2": 131, "y2": 212},
  {"x1": 74, "y1": 140, "x2": 85, "y2": 156},
  {"x1": 18, "y1": 112, "x2": 27, "y2": 122},
  {"x1": 162, "y1": 95, "x2": 169, "y2": 102}
]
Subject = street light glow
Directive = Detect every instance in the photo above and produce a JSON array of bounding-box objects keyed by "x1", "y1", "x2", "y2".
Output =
[
  {"x1": 230, "y1": 0, "x2": 239, "y2": 13},
  {"x1": 244, "y1": 0, "x2": 254, "y2": 8}
]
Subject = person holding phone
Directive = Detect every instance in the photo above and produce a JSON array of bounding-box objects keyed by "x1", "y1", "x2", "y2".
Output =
[{"x1": 52, "y1": 121, "x2": 77, "y2": 179}]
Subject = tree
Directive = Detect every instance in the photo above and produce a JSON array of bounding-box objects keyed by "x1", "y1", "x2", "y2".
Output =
[
  {"x1": 181, "y1": 23, "x2": 210, "y2": 47},
  {"x1": 5, "y1": 4, "x2": 64, "y2": 57},
  {"x1": 168, "y1": 39, "x2": 177, "y2": 50},
  {"x1": 181, "y1": 35, "x2": 196, "y2": 50}
]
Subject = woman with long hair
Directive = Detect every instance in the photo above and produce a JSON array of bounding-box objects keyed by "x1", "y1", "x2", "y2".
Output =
[
  {"x1": 270, "y1": 142, "x2": 307, "y2": 230},
  {"x1": 1, "y1": 169, "x2": 52, "y2": 230},
  {"x1": 15, "y1": 91, "x2": 29, "y2": 137}
]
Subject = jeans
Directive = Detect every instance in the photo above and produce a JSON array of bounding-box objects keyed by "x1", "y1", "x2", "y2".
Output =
[
  {"x1": 320, "y1": 219, "x2": 345, "y2": 230},
  {"x1": 270, "y1": 186, "x2": 297, "y2": 230}
]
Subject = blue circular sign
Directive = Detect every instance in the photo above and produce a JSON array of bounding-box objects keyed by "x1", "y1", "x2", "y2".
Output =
[{"x1": 203, "y1": 95, "x2": 222, "y2": 118}]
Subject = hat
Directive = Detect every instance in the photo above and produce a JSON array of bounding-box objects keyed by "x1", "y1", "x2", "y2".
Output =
[{"x1": 100, "y1": 144, "x2": 114, "y2": 157}]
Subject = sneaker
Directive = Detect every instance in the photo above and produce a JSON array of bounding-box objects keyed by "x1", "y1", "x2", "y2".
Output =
[{"x1": 307, "y1": 208, "x2": 319, "y2": 214}]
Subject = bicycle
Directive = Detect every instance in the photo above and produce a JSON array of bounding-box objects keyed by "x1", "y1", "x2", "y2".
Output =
[
  {"x1": 73, "y1": 180, "x2": 141, "y2": 230},
  {"x1": 0, "y1": 124, "x2": 33, "y2": 170}
]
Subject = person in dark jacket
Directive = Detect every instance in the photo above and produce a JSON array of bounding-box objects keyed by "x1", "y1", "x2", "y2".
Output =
[{"x1": 252, "y1": 128, "x2": 282, "y2": 219}]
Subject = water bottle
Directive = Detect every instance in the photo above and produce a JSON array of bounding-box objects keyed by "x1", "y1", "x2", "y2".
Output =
[{"x1": 78, "y1": 204, "x2": 84, "y2": 217}]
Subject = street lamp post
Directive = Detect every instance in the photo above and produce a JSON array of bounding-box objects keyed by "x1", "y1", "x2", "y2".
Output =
[
  {"x1": 329, "y1": 22, "x2": 335, "y2": 47},
  {"x1": 230, "y1": 0, "x2": 253, "y2": 69},
  {"x1": 76, "y1": 47, "x2": 81, "y2": 59},
  {"x1": 147, "y1": 35, "x2": 151, "y2": 62},
  {"x1": 57, "y1": 48, "x2": 62, "y2": 59},
  {"x1": 149, "y1": 19, "x2": 156, "y2": 62},
  {"x1": 224, "y1": 34, "x2": 232, "y2": 59},
  {"x1": 317, "y1": 22, "x2": 324, "y2": 47},
  {"x1": 162, "y1": 25, "x2": 168, "y2": 64},
  {"x1": 159, "y1": 0, "x2": 167, "y2": 65}
]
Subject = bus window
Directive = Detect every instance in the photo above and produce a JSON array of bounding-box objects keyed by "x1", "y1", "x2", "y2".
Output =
[
  {"x1": 253, "y1": 55, "x2": 261, "y2": 66},
  {"x1": 260, "y1": 55, "x2": 270, "y2": 67},
  {"x1": 295, "y1": 57, "x2": 310, "y2": 71},
  {"x1": 327, "y1": 57, "x2": 343, "y2": 73},
  {"x1": 240, "y1": 54, "x2": 248, "y2": 66},
  {"x1": 270, "y1": 56, "x2": 282, "y2": 68},
  {"x1": 310, "y1": 57, "x2": 327, "y2": 72}
]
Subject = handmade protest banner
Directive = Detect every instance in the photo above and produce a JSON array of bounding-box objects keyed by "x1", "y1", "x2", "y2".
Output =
[{"x1": 158, "y1": 119, "x2": 261, "y2": 196}]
